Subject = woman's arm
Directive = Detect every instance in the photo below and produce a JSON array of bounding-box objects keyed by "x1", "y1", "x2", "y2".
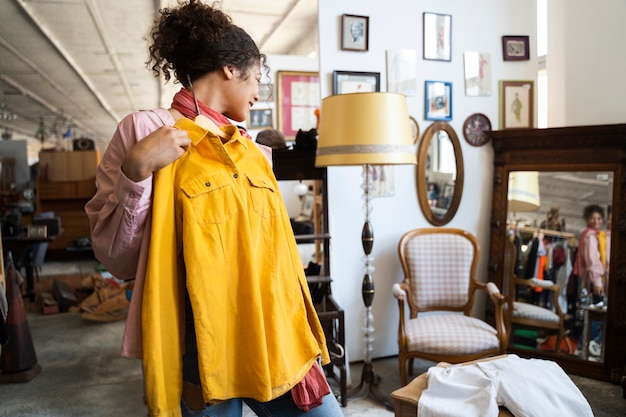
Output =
[
  {"x1": 583, "y1": 232, "x2": 605, "y2": 295},
  {"x1": 85, "y1": 111, "x2": 190, "y2": 279}
]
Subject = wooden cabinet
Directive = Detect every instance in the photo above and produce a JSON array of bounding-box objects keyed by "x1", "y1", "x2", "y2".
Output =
[
  {"x1": 272, "y1": 148, "x2": 347, "y2": 406},
  {"x1": 36, "y1": 151, "x2": 99, "y2": 255}
]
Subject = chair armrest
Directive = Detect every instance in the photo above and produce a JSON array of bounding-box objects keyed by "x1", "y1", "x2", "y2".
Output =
[
  {"x1": 478, "y1": 280, "x2": 507, "y2": 352},
  {"x1": 392, "y1": 283, "x2": 406, "y2": 301},
  {"x1": 528, "y1": 277, "x2": 559, "y2": 291},
  {"x1": 393, "y1": 283, "x2": 408, "y2": 349},
  {"x1": 486, "y1": 282, "x2": 504, "y2": 301}
]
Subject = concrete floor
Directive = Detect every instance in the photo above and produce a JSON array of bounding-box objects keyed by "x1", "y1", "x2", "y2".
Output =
[{"x1": 1, "y1": 310, "x2": 625, "y2": 416}]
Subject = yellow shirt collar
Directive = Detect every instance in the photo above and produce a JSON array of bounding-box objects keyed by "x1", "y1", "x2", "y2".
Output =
[{"x1": 174, "y1": 117, "x2": 248, "y2": 149}]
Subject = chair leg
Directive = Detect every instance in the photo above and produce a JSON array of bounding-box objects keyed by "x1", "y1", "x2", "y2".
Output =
[
  {"x1": 555, "y1": 329, "x2": 565, "y2": 353},
  {"x1": 408, "y1": 357, "x2": 414, "y2": 377},
  {"x1": 399, "y1": 355, "x2": 408, "y2": 386}
]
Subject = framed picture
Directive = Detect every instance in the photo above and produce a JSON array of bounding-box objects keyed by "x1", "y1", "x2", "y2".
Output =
[
  {"x1": 299, "y1": 192, "x2": 314, "y2": 221},
  {"x1": 424, "y1": 80, "x2": 452, "y2": 121},
  {"x1": 341, "y1": 14, "x2": 369, "y2": 51},
  {"x1": 463, "y1": 52, "x2": 491, "y2": 96},
  {"x1": 423, "y1": 12, "x2": 451, "y2": 61},
  {"x1": 26, "y1": 224, "x2": 47, "y2": 239},
  {"x1": 502, "y1": 36, "x2": 530, "y2": 61},
  {"x1": 276, "y1": 71, "x2": 320, "y2": 140},
  {"x1": 499, "y1": 80, "x2": 534, "y2": 129},
  {"x1": 386, "y1": 49, "x2": 417, "y2": 96},
  {"x1": 248, "y1": 108, "x2": 273, "y2": 129},
  {"x1": 258, "y1": 83, "x2": 273, "y2": 102},
  {"x1": 332, "y1": 70, "x2": 380, "y2": 95}
]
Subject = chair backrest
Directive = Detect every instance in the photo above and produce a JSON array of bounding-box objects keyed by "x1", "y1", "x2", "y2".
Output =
[{"x1": 398, "y1": 228, "x2": 479, "y2": 314}]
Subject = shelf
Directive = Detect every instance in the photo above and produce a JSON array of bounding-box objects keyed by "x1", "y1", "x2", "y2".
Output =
[{"x1": 294, "y1": 233, "x2": 331, "y2": 242}]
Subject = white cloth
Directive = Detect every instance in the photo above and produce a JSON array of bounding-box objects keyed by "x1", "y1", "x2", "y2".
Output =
[
  {"x1": 418, "y1": 355, "x2": 594, "y2": 417},
  {"x1": 418, "y1": 363, "x2": 499, "y2": 417}
]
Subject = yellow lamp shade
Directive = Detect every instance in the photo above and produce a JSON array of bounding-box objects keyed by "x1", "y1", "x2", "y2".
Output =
[
  {"x1": 315, "y1": 92, "x2": 417, "y2": 167},
  {"x1": 508, "y1": 171, "x2": 540, "y2": 212}
]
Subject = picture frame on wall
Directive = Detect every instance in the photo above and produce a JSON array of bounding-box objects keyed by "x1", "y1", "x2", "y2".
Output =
[
  {"x1": 499, "y1": 80, "x2": 534, "y2": 129},
  {"x1": 332, "y1": 70, "x2": 380, "y2": 95},
  {"x1": 341, "y1": 14, "x2": 369, "y2": 52},
  {"x1": 463, "y1": 52, "x2": 491, "y2": 96},
  {"x1": 386, "y1": 49, "x2": 417, "y2": 96},
  {"x1": 247, "y1": 108, "x2": 273, "y2": 129},
  {"x1": 502, "y1": 35, "x2": 530, "y2": 61},
  {"x1": 423, "y1": 12, "x2": 451, "y2": 61},
  {"x1": 424, "y1": 80, "x2": 452, "y2": 121},
  {"x1": 276, "y1": 71, "x2": 320, "y2": 140}
]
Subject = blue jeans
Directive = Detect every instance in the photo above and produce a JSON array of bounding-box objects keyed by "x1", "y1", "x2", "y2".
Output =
[{"x1": 181, "y1": 390, "x2": 343, "y2": 417}]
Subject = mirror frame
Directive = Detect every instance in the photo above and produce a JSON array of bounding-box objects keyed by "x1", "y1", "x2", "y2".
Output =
[
  {"x1": 487, "y1": 124, "x2": 626, "y2": 383},
  {"x1": 416, "y1": 121, "x2": 465, "y2": 226}
]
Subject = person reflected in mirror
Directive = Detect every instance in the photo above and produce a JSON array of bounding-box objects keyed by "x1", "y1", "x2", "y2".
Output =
[
  {"x1": 427, "y1": 182, "x2": 439, "y2": 207},
  {"x1": 85, "y1": 2, "x2": 342, "y2": 416},
  {"x1": 573, "y1": 204, "x2": 607, "y2": 359}
]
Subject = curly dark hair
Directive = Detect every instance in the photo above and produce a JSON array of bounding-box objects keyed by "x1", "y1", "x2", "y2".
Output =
[
  {"x1": 146, "y1": 0, "x2": 267, "y2": 85},
  {"x1": 583, "y1": 204, "x2": 604, "y2": 221}
]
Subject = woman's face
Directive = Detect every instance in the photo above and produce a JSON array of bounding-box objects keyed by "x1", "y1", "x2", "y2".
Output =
[
  {"x1": 586, "y1": 212, "x2": 603, "y2": 229},
  {"x1": 223, "y1": 62, "x2": 261, "y2": 122}
]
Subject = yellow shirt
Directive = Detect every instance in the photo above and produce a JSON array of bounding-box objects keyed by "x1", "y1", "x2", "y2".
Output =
[{"x1": 142, "y1": 118, "x2": 329, "y2": 417}]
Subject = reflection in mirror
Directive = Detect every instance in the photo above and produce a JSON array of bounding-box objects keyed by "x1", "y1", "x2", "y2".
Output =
[
  {"x1": 278, "y1": 179, "x2": 323, "y2": 267},
  {"x1": 416, "y1": 122, "x2": 464, "y2": 226},
  {"x1": 505, "y1": 170, "x2": 613, "y2": 364}
]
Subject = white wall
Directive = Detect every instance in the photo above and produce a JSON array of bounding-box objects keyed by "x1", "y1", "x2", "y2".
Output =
[
  {"x1": 560, "y1": 0, "x2": 626, "y2": 125},
  {"x1": 318, "y1": 0, "x2": 538, "y2": 364}
]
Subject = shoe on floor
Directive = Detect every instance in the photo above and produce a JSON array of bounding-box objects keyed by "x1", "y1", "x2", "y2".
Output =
[
  {"x1": 589, "y1": 340, "x2": 602, "y2": 357},
  {"x1": 81, "y1": 288, "x2": 131, "y2": 322}
]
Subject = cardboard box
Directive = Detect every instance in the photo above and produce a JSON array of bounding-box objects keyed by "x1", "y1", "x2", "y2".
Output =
[{"x1": 38, "y1": 150, "x2": 100, "y2": 182}]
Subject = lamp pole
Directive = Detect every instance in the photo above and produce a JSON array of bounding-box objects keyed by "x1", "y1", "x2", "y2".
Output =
[{"x1": 348, "y1": 164, "x2": 393, "y2": 410}]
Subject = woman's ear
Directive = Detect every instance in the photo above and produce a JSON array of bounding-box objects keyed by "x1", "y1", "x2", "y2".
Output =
[{"x1": 222, "y1": 65, "x2": 235, "y2": 80}]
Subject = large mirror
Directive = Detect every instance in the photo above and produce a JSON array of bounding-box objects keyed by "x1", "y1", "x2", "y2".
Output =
[
  {"x1": 506, "y1": 170, "x2": 612, "y2": 365},
  {"x1": 487, "y1": 124, "x2": 626, "y2": 383},
  {"x1": 416, "y1": 122, "x2": 464, "y2": 226}
]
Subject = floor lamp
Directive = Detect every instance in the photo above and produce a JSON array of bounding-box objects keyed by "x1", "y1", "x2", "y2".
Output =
[{"x1": 315, "y1": 92, "x2": 417, "y2": 408}]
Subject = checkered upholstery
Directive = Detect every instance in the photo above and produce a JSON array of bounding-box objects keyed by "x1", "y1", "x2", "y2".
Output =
[
  {"x1": 512, "y1": 301, "x2": 560, "y2": 324},
  {"x1": 405, "y1": 313, "x2": 500, "y2": 355},
  {"x1": 404, "y1": 233, "x2": 474, "y2": 309}
]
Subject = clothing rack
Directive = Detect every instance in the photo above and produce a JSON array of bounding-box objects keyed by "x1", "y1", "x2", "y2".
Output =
[{"x1": 517, "y1": 226, "x2": 575, "y2": 239}]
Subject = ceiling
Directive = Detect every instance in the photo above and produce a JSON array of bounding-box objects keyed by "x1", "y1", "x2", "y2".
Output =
[
  {"x1": 0, "y1": 0, "x2": 318, "y2": 155},
  {"x1": 514, "y1": 171, "x2": 613, "y2": 237}
]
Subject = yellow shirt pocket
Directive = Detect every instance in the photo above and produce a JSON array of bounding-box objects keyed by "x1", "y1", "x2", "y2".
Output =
[
  {"x1": 181, "y1": 172, "x2": 239, "y2": 225},
  {"x1": 246, "y1": 174, "x2": 279, "y2": 219}
]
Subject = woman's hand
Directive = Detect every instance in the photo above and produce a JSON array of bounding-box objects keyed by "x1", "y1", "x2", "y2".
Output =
[
  {"x1": 122, "y1": 126, "x2": 191, "y2": 182},
  {"x1": 593, "y1": 283, "x2": 604, "y2": 297}
]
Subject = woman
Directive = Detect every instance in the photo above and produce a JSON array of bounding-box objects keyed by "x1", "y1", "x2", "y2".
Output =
[
  {"x1": 574, "y1": 204, "x2": 607, "y2": 299},
  {"x1": 573, "y1": 204, "x2": 607, "y2": 358},
  {"x1": 85, "y1": 2, "x2": 342, "y2": 416}
]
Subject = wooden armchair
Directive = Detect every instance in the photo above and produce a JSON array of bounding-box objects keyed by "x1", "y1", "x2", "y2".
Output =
[
  {"x1": 393, "y1": 228, "x2": 507, "y2": 386},
  {"x1": 503, "y1": 239, "x2": 566, "y2": 352}
]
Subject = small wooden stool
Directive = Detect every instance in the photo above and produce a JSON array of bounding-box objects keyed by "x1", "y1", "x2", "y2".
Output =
[{"x1": 390, "y1": 356, "x2": 513, "y2": 417}]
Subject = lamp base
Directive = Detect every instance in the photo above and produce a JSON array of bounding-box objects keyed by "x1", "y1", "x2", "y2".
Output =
[{"x1": 348, "y1": 360, "x2": 394, "y2": 410}]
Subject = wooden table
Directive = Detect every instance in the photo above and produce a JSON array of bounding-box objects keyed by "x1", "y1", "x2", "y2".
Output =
[{"x1": 2, "y1": 232, "x2": 58, "y2": 301}]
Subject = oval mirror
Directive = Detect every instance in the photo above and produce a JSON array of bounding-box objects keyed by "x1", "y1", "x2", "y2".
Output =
[{"x1": 416, "y1": 121, "x2": 464, "y2": 226}]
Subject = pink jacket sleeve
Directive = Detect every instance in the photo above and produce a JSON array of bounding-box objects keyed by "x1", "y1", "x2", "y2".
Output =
[
  {"x1": 583, "y1": 232, "x2": 605, "y2": 289},
  {"x1": 85, "y1": 111, "x2": 167, "y2": 279}
]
